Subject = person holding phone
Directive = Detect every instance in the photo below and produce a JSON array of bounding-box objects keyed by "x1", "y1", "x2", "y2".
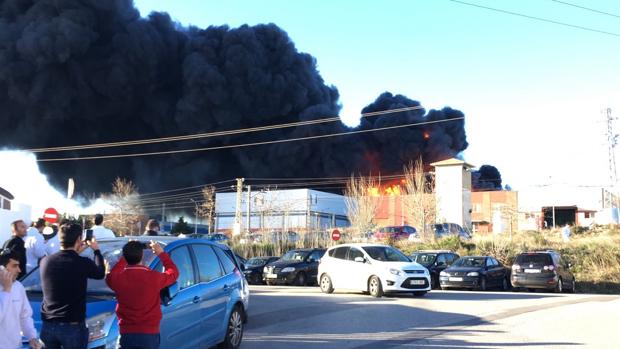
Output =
[
  {"x1": 0, "y1": 248, "x2": 42, "y2": 349},
  {"x1": 39, "y1": 223, "x2": 105, "y2": 349},
  {"x1": 106, "y1": 240, "x2": 178, "y2": 349}
]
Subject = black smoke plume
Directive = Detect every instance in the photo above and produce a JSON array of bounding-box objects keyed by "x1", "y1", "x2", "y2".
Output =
[
  {"x1": 0, "y1": 0, "x2": 469, "y2": 194},
  {"x1": 472, "y1": 165, "x2": 503, "y2": 191}
]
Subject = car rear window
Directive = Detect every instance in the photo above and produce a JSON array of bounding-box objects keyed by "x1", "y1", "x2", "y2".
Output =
[{"x1": 516, "y1": 253, "x2": 553, "y2": 265}]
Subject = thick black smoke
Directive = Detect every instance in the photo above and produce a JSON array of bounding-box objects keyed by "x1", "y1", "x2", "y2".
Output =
[
  {"x1": 0, "y1": 0, "x2": 469, "y2": 193},
  {"x1": 472, "y1": 165, "x2": 503, "y2": 191}
]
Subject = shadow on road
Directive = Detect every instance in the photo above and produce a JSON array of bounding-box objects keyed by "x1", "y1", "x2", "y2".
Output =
[{"x1": 242, "y1": 289, "x2": 580, "y2": 349}]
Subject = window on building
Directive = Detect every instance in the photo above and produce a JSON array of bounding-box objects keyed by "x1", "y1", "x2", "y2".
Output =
[
  {"x1": 472, "y1": 203, "x2": 481, "y2": 213},
  {"x1": 1, "y1": 198, "x2": 10, "y2": 210}
]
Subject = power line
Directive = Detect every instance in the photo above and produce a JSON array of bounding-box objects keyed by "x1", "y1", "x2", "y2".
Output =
[
  {"x1": 448, "y1": 0, "x2": 620, "y2": 37},
  {"x1": 550, "y1": 0, "x2": 620, "y2": 19},
  {"x1": 36, "y1": 117, "x2": 463, "y2": 162},
  {"x1": 27, "y1": 106, "x2": 424, "y2": 153},
  {"x1": 137, "y1": 179, "x2": 235, "y2": 198}
]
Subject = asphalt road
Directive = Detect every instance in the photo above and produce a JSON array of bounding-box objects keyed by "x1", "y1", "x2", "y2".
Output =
[{"x1": 241, "y1": 286, "x2": 620, "y2": 349}]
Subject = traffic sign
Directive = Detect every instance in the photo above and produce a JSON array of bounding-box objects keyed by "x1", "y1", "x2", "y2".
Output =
[
  {"x1": 331, "y1": 229, "x2": 341, "y2": 241},
  {"x1": 43, "y1": 207, "x2": 60, "y2": 224}
]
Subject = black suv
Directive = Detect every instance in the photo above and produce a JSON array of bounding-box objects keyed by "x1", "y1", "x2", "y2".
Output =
[
  {"x1": 263, "y1": 248, "x2": 326, "y2": 286},
  {"x1": 410, "y1": 250, "x2": 460, "y2": 289},
  {"x1": 511, "y1": 250, "x2": 576, "y2": 293}
]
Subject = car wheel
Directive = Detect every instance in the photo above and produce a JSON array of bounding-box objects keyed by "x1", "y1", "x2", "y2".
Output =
[
  {"x1": 218, "y1": 306, "x2": 244, "y2": 349},
  {"x1": 554, "y1": 278, "x2": 563, "y2": 293},
  {"x1": 368, "y1": 276, "x2": 384, "y2": 298},
  {"x1": 479, "y1": 277, "x2": 487, "y2": 291},
  {"x1": 430, "y1": 275, "x2": 439, "y2": 289},
  {"x1": 413, "y1": 291, "x2": 427, "y2": 297},
  {"x1": 295, "y1": 272, "x2": 307, "y2": 286},
  {"x1": 501, "y1": 278, "x2": 509, "y2": 291},
  {"x1": 320, "y1": 274, "x2": 334, "y2": 294},
  {"x1": 569, "y1": 280, "x2": 576, "y2": 293},
  {"x1": 265, "y1": 281, "x2": 275, "y2": 286}
]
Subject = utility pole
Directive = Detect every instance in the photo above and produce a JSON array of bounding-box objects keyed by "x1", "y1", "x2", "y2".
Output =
[
  {"x1": 306, "y1": 193, "x2": 312, "y2": 233},
  {"x1": 234, "y1": 178, "x2": 244, "y2": 236},
  {"x1": 246, "y1": 185, "x2": 251, "y2": 234}
]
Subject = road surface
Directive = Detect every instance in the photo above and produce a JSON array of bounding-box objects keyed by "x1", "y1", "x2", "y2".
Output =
[{"x1": 242, "y1": 285, "x2": 619, "y2": 349}]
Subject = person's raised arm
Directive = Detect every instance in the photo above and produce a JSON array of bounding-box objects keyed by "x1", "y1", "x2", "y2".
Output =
[
  {"x1": 84, "y1": 237, "x2": 105, "y2": 280},
  {"x1": 150, "y1": 241, "x2": 179, "y2": 288}
]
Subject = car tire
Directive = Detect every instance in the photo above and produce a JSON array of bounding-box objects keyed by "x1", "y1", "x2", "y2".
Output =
[
  {"x1": 218, "y1": 306, "x2": 244, "y2": 349},
  {"x1": 479, "y1": 277, "x2": 487, "y2": 291},
  {"x1": 501, "y1": 278, "x2": 509, "y2": 291},
  {"x1": 568, "y1": 280, "x2": 576, "y2": 293},
  {"x1": 265, "y1": 281, "x2": 275, "y2": 286},
  {"x1": 413, "y1": 291, "x2": 427, "y2": 297},
  {"x1": 295, "y1": 272, "x2": 307, "y2": 286},
  {"x1": 320, "y1": 274, "x2": 334, "y2": 294},
  {"x1": 431, "y1": 275, "x2": 439, "y2": 289},
  {"x1": 368, "y1": 276, "x2": 384, "y2": 298},
  {"x1": 554, "y1": 278, "x2": 563, "y2": 293}
]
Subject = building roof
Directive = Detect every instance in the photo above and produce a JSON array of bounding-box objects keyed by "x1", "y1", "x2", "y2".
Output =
[
  {"x1": 430, "y1": 158, "x2": 475, "y2": 169},
  {"x1": 0, "y1": 187, "x2": 14, "y2": 200}
]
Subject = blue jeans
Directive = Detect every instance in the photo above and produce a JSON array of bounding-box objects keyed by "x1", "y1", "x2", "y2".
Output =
[
  {"x1": 40, "y1": 322, "x2": 89, "y2": 349},
  {"x1": 119, "y1": 333, "x2": 160, "y2": 349}
]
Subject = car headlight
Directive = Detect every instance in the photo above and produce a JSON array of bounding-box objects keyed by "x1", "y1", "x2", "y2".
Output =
[
  {"x1": 389, "y1": 268, "x2": 403, "y2": 276},
  {"x1": 440, "y1": 271, "x2": 448, "y2": 276},
  {"x1": 282, "y1": 267, "x2": 295, "y2": 273},
  {"x1": 86, "y1": 312, "x2": 115, "y2": 342},
  {"x1": 466, "y1": 272, "x2": 479, "y2": 277}
]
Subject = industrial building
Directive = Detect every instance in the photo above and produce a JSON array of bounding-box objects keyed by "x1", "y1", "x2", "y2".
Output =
[{"x1": 214, "y1": 188, "x2": 349, "y2": 234}]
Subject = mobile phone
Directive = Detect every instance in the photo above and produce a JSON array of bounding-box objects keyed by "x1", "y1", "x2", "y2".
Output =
[{"x1": 85, "y1": 229, "x2": 93, "y2": 241}]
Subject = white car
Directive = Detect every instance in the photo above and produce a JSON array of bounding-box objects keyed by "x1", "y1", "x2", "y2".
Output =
[{"x1": 318, "y1": 243, "x2": 431, "y2": 297}]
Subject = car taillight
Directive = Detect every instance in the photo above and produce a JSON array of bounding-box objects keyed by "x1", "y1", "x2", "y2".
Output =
[{"x1": 543, "y1": 265, "x2": 555, "y2": 271}]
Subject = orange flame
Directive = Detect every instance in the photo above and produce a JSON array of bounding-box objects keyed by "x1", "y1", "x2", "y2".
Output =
[
  {"x1": 423, "y1": 132, "x2": 430, "y2": 140},
  {"x1": 368, "y1": 182, "x2": 403, "y2": 197}
]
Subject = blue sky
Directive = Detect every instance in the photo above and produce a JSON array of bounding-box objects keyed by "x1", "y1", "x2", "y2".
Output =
[{"x1": 134, "y1": 0, "x2": 620, "y2": 189}]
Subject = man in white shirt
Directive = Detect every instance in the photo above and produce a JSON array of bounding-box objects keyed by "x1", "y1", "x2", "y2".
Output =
[
  {"x1": 92, "y1": 214, "x2": 116, "y2": 239},
  {"x1": 24, "y1": 219, "x2": 46, "y2": 273},
  {"x1": 42, "y1": 226, "x2": 60, "y2": 256},
  {"x1": 0, "y1": 248, "x2": 41, "y2": 349}
]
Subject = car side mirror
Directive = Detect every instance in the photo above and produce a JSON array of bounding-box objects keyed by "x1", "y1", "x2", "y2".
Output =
[
  {"x1": 354, "y1": 257, "x2": 365, "y2": 263},
  {"x1": 161, "y1": 282, "x2": 179, "y2": 306}
]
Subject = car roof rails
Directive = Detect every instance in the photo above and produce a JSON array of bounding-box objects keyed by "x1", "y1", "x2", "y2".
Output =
[
  {"x1": 529, "y1": 249, "x2": 557, "y2": 254},
  {"x1": 415, "y1": 249, "x2": 454, "y2": 253}
]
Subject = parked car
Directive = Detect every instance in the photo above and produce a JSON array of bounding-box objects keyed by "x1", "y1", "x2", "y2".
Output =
[
  {"x1": 243, "y1": 256, "x2": 280, "y2": 284},
  {"x1": 511, "y1": 250, "x2": 576, "y2": 293},
  {"x1": 20, "y1": 237, "x2": 250, "y2": 349},
  {"x1": 426, "y1": 223, "x2": 471, "y2": 240},
  {"x1": 373, "y1": 226, "x2": 419, "y2": 241},
  {"x1": 318, "y1": 243, "x2": 431, "y2": 297},
  {"x1": 439, "y1": 256, "x2": 510, "y2": 291},
  {"x1": 263, "y1": 248, "x2": 325, "y2": 286},
  {"x1": 239, "y1": 233, "x2": 264, "y2": 244},
  {"x1": 410, "y1": 250, "x2": 460, "y2": 289},
  {"x1": 208, "y1": 233, "x2": 230, "y2": 242}
]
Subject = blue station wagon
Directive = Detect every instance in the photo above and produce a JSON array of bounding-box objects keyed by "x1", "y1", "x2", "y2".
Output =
[{"x1": 20, "y1": 237, "x2": 250, "y2": 349}]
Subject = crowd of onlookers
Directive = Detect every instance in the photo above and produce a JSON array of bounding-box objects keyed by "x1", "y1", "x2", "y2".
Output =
[{"x1": 0, "y1": 214, "x2": 178, "y2": 349}]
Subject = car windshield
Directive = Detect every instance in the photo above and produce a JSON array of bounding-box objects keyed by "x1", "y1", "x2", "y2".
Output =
[
  {"x1": 21, "y1": 240, "x2": 158, "y2": 295},
  {"x1": 452, "y1": 257, "x2": 485, "y2": 267},
  {"x1": 246, "y1": 257, "x2": 269, "y2": 266},
  {"x1": 281, "y1": 250, "x2": 309, "y2": 261},
  {"x1": 411, "y1": 253, "x2": 437, "y2": 266},
  {"x1": 362, "y1": 246, "x2": 410, "y2": 262}
]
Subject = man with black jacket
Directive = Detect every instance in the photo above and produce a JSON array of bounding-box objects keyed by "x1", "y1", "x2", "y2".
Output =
[
  {"x1": 39, "y1": 223, "x2": 105, "y2": 349},
  {"x1": 2, "y1": 220, "x2": 28, "y2": 280}
]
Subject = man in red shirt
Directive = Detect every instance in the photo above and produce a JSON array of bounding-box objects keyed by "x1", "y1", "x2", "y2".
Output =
[{"x1": 106, "y1": 241, "x2": 179, "y2": 349}]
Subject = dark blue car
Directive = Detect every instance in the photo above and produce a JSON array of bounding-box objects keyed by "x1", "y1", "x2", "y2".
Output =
[{"x1": 20, "y1": 237, "x2": 250, "y2": 349}]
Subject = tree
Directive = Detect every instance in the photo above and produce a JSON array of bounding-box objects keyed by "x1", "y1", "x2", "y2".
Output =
[
  {"x1": 197, "y1": 186, "x2": 216, "y2": 233},
  {"x1": 402, "y1": 159, "x2": 436, "y2": 241},
  {"x1": 171, "y1": 217, "x2": 191, "y2": 236},
  {"x1": 345, "y1": 175, "x2": 381, "y2": 235},
  {"x1": 105, "y1": 178, "x2": 143, "y2": 236}
]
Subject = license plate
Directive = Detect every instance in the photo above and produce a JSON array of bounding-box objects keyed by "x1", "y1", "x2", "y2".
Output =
[
  {"x1": 265, "y1": 273, "x2": 278, "y2": 279},
  {"x1": 449, "y1": 277, "x2": 463, "y2": 282},
  {"x1": 410, "y1": 280, "x2": 425, "y2": 285},
  {"x1": 524, "y1": 269, "x2": 541, "y2": 273}
]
